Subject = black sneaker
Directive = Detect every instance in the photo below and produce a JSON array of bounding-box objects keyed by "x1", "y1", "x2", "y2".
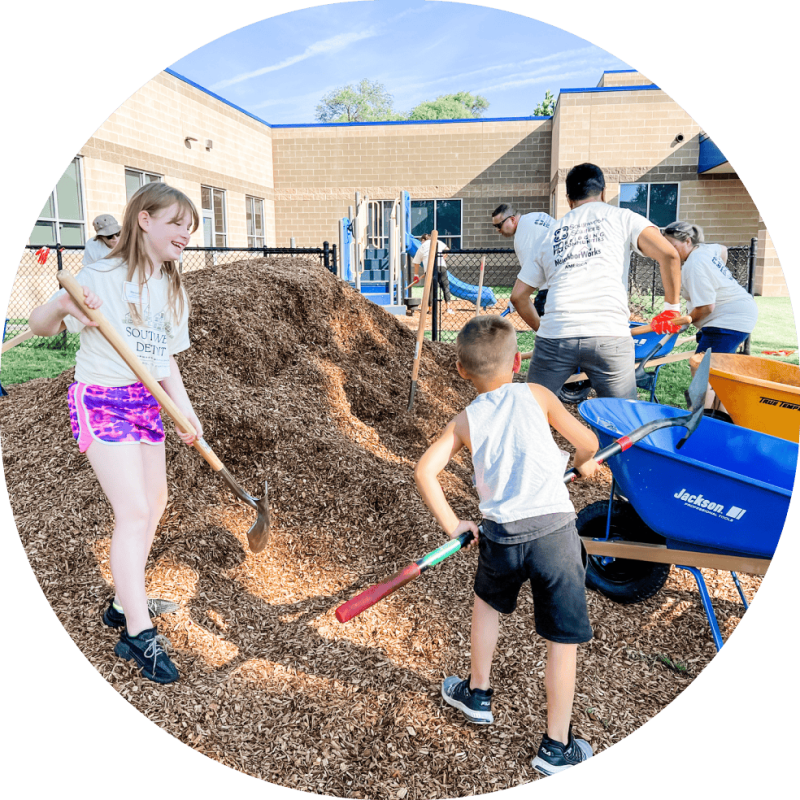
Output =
[
  {"x1": 114, "y1": 627, "x2": 179, "y2": 684},
  {"x1": 441, "y1": 675, "x2": 494, "y2": 724},
  {"x1": 531, "y1": 727, "x2": 593, "y2": 775},
  {"x1": 102, "y1": 598, "x2": 179, "y2": 629}
]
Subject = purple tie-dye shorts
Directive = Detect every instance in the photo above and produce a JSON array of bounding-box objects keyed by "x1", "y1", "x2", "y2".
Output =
[{"x1": 68, "y1": 382, "x2": 165, "y2": 453}]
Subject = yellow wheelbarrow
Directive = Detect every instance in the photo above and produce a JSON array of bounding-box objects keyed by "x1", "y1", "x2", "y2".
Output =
[{"x1": 689, "y1": 352, "x2": 800, "y2": 442}]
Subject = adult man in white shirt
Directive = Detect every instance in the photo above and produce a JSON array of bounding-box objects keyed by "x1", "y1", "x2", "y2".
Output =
[
  {"x1": 491, "y1": 204, "x2": 554, "y2": 330},
  {"x1": 512, "y1": 163, "x2": 681, "y2": 399}
]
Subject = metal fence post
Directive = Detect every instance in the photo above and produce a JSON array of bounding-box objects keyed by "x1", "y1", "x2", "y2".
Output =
[
  {"x1": 431, "y1": 251, "x2": 440, "y2": 342},
  {"x1": 56, "y1": 245, "x2": 67, "y2": 351},
  {"x1": 742, "y1": 237, "x2": 758, "y2": 355},
  {"x1": 323, "y1": 241, "x2": 330, "y2": 272},
  {"x1": 331, "y1": 244, "x2": 337, "y2": 276}
]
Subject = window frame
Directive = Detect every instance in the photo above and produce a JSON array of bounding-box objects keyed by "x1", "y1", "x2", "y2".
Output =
[
  {"x1": 125, "y1": 167, "x2": 162, "y2": 201},
  {"x1": 30, "y1": 156, "x2": 87, "y2": 246},
  {"x1": 201, "y1": 185, "x2": 227, "y2": 247},
  {"x1": 246, "y1": 195, "x2": 265, "y2": 248},
  {"x1": 619, "y1": 181, "x2": 680, "y2": 228},
  {"x1": 410, "y1": 198, "x2": 463, "y2": 250}
]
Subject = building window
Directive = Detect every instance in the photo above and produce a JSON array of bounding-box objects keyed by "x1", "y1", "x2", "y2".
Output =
[
  {"x1": 201, "y1": 185, "x2": 227, "y2": 247},
  {"x1": 30, "y1": 157, "x2": 86, "y2": 246},
  {"x1": 410, "y1": 199, "x2": 462, "y2": 249},
  {"x1": 246, "y1": 196, "x2": 265, "y2": 248},
  {"x1": 620, "y1": 183, "x2": 679, "y2": 228},
  {"x1": 125, "y1": 168, "x2": 162, "y2": 201}
]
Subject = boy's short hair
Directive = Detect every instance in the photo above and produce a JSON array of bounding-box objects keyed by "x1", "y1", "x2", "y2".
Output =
[{"x1": 457, "y1": 316, "x2": 518, "y2": 377}]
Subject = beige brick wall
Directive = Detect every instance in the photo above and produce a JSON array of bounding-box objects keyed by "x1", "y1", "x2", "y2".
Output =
[
  {"x1": 597, "y1": 71, "x2": 654, "y2": 87},
  {"x1": 78, "y1": 71, "x2": 276, "y2": 248},
  {"x1": 16, "y1": 68, "x2": 788, "y2": 312},
  {"x1": 754, "y1": 227, "x2": 789, "y2": 297},
  {"x1": 271, "y1": 119, "x2": 552, "y2": 251}
]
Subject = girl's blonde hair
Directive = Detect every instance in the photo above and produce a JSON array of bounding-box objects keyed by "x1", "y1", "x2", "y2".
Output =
[{"x1": 107, "y1": 183, "x2": 199, "y2": 324}]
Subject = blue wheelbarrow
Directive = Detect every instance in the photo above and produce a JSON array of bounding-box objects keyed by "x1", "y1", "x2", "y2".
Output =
[
  {"x1": 558, "y1": 317, "x2": 693, "y2": 404},
  {"x1": 576, "y1": 395, "x2": 796, "y2": 649}
]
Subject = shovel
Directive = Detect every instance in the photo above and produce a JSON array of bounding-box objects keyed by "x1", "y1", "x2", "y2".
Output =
[
  {"x1": 564, "y1": 346, "x2": 712, "y2": 482},
  {"x1": 57, "y1": 271, "x2": 270, "y2": 554},
  {"x1": 335, "y1": 349, "x2": 712, "y2": 622}
]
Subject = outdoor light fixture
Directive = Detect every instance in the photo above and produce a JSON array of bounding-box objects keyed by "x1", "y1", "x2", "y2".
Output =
[{"x1": 185, "y1": 136, "x2": 198, "y2": 147}]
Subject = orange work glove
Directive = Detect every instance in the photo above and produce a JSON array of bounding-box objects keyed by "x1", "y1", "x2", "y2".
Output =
[{"x1": 649, "y1": 309, "x2": 682, "y2": 334}]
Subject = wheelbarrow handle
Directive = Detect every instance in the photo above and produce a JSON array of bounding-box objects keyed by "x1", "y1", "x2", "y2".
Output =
[
  {"x1": 56, "y1": 271, "x2": 224, "y2": 472},
  {"x1": 629, "y1": 315, "x2": 692, "y2": 335}
]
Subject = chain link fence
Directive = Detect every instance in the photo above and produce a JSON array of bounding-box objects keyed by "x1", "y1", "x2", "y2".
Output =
[
  {"x1": 419, "y1": 243, "x2": 756, "y2": 346},
  {"x1": 2, "y1": 238, "x2": 758, "y2": 363},
  {"x1": 2, "y1": 244, "x2": 334, "y2": 354}
]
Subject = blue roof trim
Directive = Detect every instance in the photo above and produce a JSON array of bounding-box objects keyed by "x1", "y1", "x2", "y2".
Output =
[
  {"x1": 164, "y1": 67, "x2": 273, "y2": 128},
  {"x1": 560, "y1": 84, "x2": 660, "y2": 93},
  {"x1": 603, "y1": 69, "x2": 638, "y2": 74},
  {"x1": 163, "y1": 69, "x2": 552, "y2": 126},
  {"x1": 698, "y1": 133, "x2": 729, "y2": 174},
  {"x1": 271, "y1": 115, "x2": 550, "y2": 129}
]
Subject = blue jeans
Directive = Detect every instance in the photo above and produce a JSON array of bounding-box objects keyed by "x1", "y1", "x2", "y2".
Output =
[{"x1": 695, "y1": 326, "x2": 749, "y2": 354}]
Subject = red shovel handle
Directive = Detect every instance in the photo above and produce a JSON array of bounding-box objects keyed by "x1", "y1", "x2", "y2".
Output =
[{"x1": 335, "y1": 563, "x2": 421, "y2": 623}]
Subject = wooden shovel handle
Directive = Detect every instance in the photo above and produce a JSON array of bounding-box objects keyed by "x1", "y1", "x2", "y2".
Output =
[
  {"x1": 410, "y1": 231, "x2": 438, "y2": 383},
  {"x1": 630, "y1": 314, "x2": 692, "y2": 335},
  {"x1": 2, "y1": 328, "x2": 35, "y2": 353},
  {"x1": 57, "y1": 271, "x2": 223, "y2": 471}
]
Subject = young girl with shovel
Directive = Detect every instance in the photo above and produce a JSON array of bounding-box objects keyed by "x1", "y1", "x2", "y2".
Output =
[{"x1": 29, "y1": 182, "x2": 203, "y2": 684}]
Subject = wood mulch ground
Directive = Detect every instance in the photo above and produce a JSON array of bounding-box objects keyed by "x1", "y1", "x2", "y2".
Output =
[{"x1": 0, "y1": 258, "x2": 761, "y2": 798}]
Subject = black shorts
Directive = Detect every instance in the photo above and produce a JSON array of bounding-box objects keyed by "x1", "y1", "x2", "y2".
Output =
[{"x1": 473, "y1": 523, "x2": 593, "y2": 644}]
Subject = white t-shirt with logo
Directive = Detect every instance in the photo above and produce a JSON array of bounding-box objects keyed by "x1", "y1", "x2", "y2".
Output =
[
  {"x1": 522, "y1": 202, "x2": 654, "y2": 339},
  {"x1": 681, "y1": 244, "x2": 758, "y2": 333},
  {"x1": 53, "y1": 258, "x2": 190, "y2": 387},
  {"x1": 513, "y1": 212, "x2": 554, "y2": 291}
]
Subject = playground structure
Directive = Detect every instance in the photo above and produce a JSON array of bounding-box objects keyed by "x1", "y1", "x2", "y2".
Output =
[{"x1": 338, "y1": 191, "x2": 497, "y2": 317}]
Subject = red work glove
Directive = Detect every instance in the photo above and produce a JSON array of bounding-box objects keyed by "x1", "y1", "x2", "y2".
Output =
[{"x1": 649, "y1": 309, "x2": 682, "y2": 334}]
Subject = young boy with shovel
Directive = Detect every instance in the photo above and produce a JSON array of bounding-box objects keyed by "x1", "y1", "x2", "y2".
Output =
[{"x1": 414, "y1": 315, "x2": 600, "y2": 775}]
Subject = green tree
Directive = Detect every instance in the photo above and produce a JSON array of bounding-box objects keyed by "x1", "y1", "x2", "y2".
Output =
[
  {"x1": 315, "y1": 79, "x2": 404, "y2": 123},
  {"x1": 533, "y1": 90, "x2": 556, "y2": 116},
  {"x1": 407, "y1": 91, "x2": 490, "y2": 120}
]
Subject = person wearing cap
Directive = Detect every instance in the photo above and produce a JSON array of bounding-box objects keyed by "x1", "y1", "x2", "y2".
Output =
[{"x1": 82, "y1": 214, "x2": 122, "y2": 266}]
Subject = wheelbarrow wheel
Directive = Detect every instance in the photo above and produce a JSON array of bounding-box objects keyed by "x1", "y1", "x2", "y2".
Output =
[
  {"x1": 577, "y1": 499, "x2": 671, "y2": 604},
  {"x1": 558, "y1": 380, "x2": 592, "y2": 404},
  {"x1": 702, "y1": 408, "x2": 733, "y2": 424}
]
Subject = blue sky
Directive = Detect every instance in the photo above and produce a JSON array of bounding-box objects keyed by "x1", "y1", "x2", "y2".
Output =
[{"x1": 170, "y1": 0, "x2": 633, "y2": 124}]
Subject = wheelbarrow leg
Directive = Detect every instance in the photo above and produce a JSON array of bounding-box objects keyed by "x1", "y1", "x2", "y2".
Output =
[
  {"x1": 677, "y1": 565, "x2": 724, "y2": 651},
  {"x1": 597, "y1": 479, "x2": 617, "y2": 567},
  {"x1": 730, "y1": 571, "x2": 749, "y2": 610}
]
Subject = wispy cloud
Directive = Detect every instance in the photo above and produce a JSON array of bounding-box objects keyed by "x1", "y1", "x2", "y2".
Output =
[
  {"x1": 210, "y1": 29, "x2": 381, "y2": 91},
  {"x1": 210, "y1": 4, "x2": 429, "y2": 93},
  {"x1": 392, "y1": 47, "x2": 622, "y2": 100},
  {"x1": 476, "y1": 66, "x2": 604, "y2": 94}
]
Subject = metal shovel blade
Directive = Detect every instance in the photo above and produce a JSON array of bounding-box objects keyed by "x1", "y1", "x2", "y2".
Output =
[
  {"x1": 677, "y1": 348, "x2": 712, "y2": 449},
  {"x1": 217, "y1": 470, "x2": 271, "y2": 553}
]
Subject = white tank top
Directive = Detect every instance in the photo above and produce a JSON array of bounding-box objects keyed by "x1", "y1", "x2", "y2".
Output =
[{"x1": 465, "y1": 383, "x2": 574, "y2": 523}]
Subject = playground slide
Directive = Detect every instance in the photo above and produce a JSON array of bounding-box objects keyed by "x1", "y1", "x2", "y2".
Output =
[{"x1": 448, "y1": 273, "x2": 497, "y2": 308}]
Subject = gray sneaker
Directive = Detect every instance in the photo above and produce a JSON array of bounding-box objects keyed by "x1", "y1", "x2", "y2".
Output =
[
  {"x1": 531, "y1": 727, "x2": 593, "y2": 775},
  {"x1": 114, "y1": 626, "x2": 179, "y2": 684},
  {"x1": 441, "y1": 675, "x2": 494, "y2": 724}
]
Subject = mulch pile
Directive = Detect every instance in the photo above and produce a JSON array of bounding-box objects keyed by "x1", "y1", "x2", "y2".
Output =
[{"x1": 0, "y1": 258, "x2": 760, "y2": 798}]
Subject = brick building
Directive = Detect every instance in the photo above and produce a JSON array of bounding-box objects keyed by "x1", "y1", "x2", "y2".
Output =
[{"x1": 27, "y1": 67, "x2": 786, "y2": 297}]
